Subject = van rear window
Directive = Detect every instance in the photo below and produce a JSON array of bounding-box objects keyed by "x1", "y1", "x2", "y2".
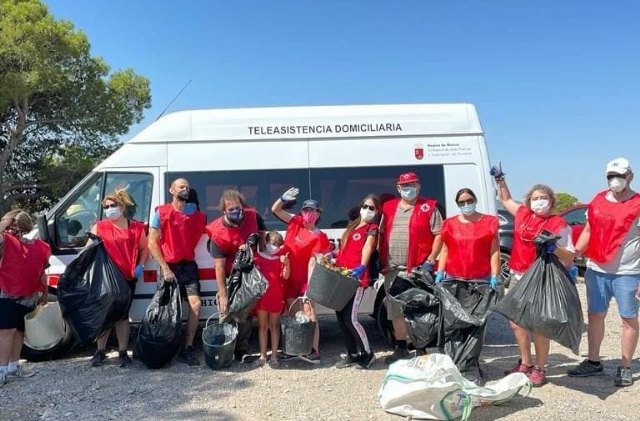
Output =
[{"x1": 166, "y1": 165, "x2": 445, "y2": 230}]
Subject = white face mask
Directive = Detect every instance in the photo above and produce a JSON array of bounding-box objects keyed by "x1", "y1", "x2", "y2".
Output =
[
  {"x1": 265, "y1": 243, "x2": 281, "y2": 255},
  {"x1": 104, "y1": 207, "x2": 122, "y2": 220},
  {"x1": 359, "y1": 208, "x2": 376, "y2": 222},
  {"x1": 530, "y1": 199, "x2": 550, "y2": 215},
  {"x1": 608, "y1": 177, "x2": 627, "y2": 193}
]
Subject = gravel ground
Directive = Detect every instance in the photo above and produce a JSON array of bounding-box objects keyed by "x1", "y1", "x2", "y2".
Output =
[{"x1": 1, "y1": 283, "x2": 639, "y2": 420}]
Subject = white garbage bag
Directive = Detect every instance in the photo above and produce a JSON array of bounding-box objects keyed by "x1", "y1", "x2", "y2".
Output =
[{"x1": 378, "y1": 353, "x2": 531, "y2": 420}]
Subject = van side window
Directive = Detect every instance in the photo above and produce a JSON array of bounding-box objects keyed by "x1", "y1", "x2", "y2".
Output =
[
  {"x1": 104, "y1": 173, "x2": 154, "y2": 224},
  {"x1": 55, "y1": 174, "x2": 103, "y2": 248},
  {"x1": 166, "y1": 165, "x2": 445, "y2": 231}
]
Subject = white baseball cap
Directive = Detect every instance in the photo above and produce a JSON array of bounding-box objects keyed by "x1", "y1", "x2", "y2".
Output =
[{"x1": 606, "y1": 157, "x2": 631, "y2": 175}]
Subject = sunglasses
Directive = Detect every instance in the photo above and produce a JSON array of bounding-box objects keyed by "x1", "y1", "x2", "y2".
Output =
[
  {"x1": 102, "y1": 203, "x2": 119, "y2": 209},
  {"x1": 607, "y1": 174, "x2": 625, "y2": 180},
  {"x1": 457, "y1": 199, "x2": 475, "y2": 206},
  {"x1": 361, "y1": 204, "x2": 376, "y2": 211}
]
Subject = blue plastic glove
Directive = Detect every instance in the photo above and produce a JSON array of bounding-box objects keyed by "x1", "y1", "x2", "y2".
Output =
[
  {"x1": 489, "y1": 275, "x2": 500, "y2": 290},
  {"x1": 489, "y1": 161, "x2": 505, "y2": 180},
  {"x1": 135, "y1": 264, "x2": 144, "y2": 279},
  {"x1": 434, "y1": 271, "x2": 445, "y2": 284},
  {"x1": 545, "y1": 242, "x2": 557, "y2": 254},
  {"x1": 421, "y1": 260, "x2": 434, "y2": 274},
  {"x1": 568, "y1": 266, "x2": 578, "y2": 283},
  {"x1": 350, "y1": 265, "x2": 366, "y2": 279}
]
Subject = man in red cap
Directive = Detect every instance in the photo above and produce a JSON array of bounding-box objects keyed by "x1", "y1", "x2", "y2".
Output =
[{"x1": 379, "y1": 171, "x2": 443, "y2": 364}]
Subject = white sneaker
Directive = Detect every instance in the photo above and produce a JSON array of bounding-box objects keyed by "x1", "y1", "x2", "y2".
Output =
[
  {"x1": 7, "y1": 366, "x2": 37, "y2": 378},
  {"x1": 0, "y1": 372, "x2": 6, "y2": 388}
]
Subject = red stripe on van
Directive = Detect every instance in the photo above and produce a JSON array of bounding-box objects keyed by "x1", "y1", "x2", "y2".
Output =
[{"x1": 142, "y1": 269, "x2": 216, "y2": 282}]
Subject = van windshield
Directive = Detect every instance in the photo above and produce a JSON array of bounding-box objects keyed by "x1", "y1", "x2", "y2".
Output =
[{"x1": 167, "y1": 165, "x2": 445, "y2": 231}]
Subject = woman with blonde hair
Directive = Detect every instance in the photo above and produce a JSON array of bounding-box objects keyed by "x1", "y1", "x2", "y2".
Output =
[
  {"x1": 493, "y1": 165, "x2": 575, "y2": 387},
  {"x1": 0, "y1": 210, "x2": 51, "y2": 386},
  {"x1": 88, "y1": 190, "x2": 148, "y2": 367}
]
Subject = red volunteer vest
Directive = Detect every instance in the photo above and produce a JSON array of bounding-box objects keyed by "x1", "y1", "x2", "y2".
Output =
[
  {"x1": 584, "y1": 190, "x2": 640, "y2": 264},
  {"x1": 441, "y1": 214, "x2": 498, "y2": 280},
  {"x1": 0, "y1": 234, "x2": 51, "y2": 296},
  {"x1": 379, "y1": 197, "x2": 437, "y2": 269},
  {"x1": 284, "y1": 215, "x2": 331, "y2": 284},
  {"x1": 157, "y1": 203, "x2": 206, "y2": 264},
  {"x1": 509, "y1": 206, "x2": 568, "y2": 273},
  {"x1": 337, "y1": 223, "x2": 378, "y2": 284},
  {"x1": 97, "y1": 219, "x2": 145, "y2": 280},
  {"x1": 205, "y1": 208, "x2": 260, "y2": 274}
]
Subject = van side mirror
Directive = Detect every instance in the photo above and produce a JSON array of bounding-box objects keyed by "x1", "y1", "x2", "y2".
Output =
[{"x1": 36, "y1": 214, "x2": 55, "y2": 245}]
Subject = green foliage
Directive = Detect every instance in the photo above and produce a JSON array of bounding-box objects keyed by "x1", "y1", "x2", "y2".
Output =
[
  {"x1": 0, "y1": 0, "x2": 151, "y2": 214},
  {"x1": 554, "y1": 192, "x2": 580, "y2": 213}
]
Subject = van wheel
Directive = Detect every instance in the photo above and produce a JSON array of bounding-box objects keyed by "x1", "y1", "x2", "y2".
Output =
[
  {"x1": 500, "y1": 250, "x2": 511, "y2": 288},
  {"x1": 21, "y1": 297, "x2": 76, "y2": 362},
  {"x1": 374, "y1": 296, "x2": 395, "y2": 346}
]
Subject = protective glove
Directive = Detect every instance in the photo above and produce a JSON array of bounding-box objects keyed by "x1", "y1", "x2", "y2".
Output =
[
  {"x1": 421, "y1": 260, "x2": 434, "y2": 274},
  {"x1": 489, "y1": 161, "x2": 505, "y2": 181},
  {"x1": 434, "y1": 271, "x2": 445, "y2": 284},
  {"x1": 489, "y1": 275, "x2": 500, "y2": 290},
  {"x1": 545, "y1": 242, "x2": 557, "y2": 254},
  {"x1": 280, "y1": 187, "x2": 300, "y2": 203},
  {"x1": 350, "y1": 264, "x2": 366, "y2": 279},
  {"x1": 135, "y1": 264, "x2": 144, "y2": 279},
  {"x1": 568, "y1": 266, "x2": 578, "y2": 282}
]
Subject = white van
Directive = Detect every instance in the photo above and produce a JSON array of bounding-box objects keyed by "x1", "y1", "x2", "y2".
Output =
[{"x1": 28, "y1": 103, "x2": 495, "y2": 360}]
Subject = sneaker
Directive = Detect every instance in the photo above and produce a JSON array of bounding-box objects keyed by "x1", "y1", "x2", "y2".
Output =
[
  {"x1": 268, "y1": 358, "x2": 280, "y2": 368},
  {"x1": 357, "y1": 352, "x2": 375, "y2": 369},
  {"x1": 298, "y1": 351, "x2": 321, "y2": 365},
  {"x1": 90, "y1": 350, "x2": 107, "y2": 367},
  {"x1": 567, "y1": 359, "x2": 604, "y2": 377},
  {"x1": 276, "y1": 351, "x2": 296, "y2": 361},
  {"x1": 177, "y1": 346, "x2": 200, "y2": 366},
  {"x1": 384, "y1": 347, "x2": 410, "y2": 365},
  {"x1": 0, "y1": 372, "x2": 6, "y2": 388},
  {"x1": 527, "y1": 366, "x2": 547, "y2": 387},
  {"x1": 614, "y1": 366, "x2": 633, "y2": 387},
  {"x1": 7, "y1": 366, "x2": 37, "y2": 378},
  {"x1": 335, "y1": 354, "x2": 360, "y2": 369},
  {"x1": 118, "y1": 352, "x2": 132, "y2": 368},
  {"x1": 504, "y1": 359, "x2": 533, "y2": 375}
]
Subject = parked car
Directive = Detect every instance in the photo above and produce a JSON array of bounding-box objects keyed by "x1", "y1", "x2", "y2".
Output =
[
  {"x1": 497, "y1": 208, "x2": 514, "y2": 285},
  {"x1": 560, "y1": 204, "x2": 588, "y2": 272}
]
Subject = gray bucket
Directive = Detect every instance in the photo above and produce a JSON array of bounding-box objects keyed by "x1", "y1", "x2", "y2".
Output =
[{"x1": 306, "y1": 263, "x2": 359, "y2": 311}]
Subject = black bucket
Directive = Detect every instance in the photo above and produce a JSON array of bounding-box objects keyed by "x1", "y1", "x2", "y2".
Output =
[
  {"x1": 306, "y1": 263, "x2": 359, "y2": 311},
  {"x1": 280, "y1": 298, "x2": 316, "y2": 356},
  {"x1": 202, "y1": 314, "x2": 238, "y2": 369}
]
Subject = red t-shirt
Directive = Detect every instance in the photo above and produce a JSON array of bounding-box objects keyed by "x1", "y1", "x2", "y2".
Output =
[
  {"x1": 97, "y1": 220, "x2": 145, "y2": 280},
  {"x1": 336, "y1": 223, "x2": 378, "y2": 286},
  {"x1": 254, "y1": 252, "x2": 285, "y2": 313},
  {"x1": 284, "y1": 215, "x2": 331, "y2": 286}
]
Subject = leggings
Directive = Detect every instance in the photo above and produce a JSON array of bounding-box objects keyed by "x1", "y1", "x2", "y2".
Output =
[{"x1": 335, "y1": 287, "x2": 370, "y2": 356}]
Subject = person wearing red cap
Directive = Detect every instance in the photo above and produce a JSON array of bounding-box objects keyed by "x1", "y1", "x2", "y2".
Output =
[
  {"x1": 272, "y1": 188, "x2": 331, "y2": 364},
  {"x1": 568, "y1": 157, "x2": 640, "y2": 387},
  {"x1": 379, "y1": 171, "x2": 444, "y2": 364}
]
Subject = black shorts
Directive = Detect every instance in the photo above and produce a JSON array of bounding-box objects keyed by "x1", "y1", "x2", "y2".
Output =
[
  {"x1": 0, "y1": 298, "x2": 33, "y2": 332},
  {"x1": 120, "y1": 280, "x2": 137, "y2": 321},
  {"x1": 158, "y1": 260, "x2": 200, "y2": 298}
]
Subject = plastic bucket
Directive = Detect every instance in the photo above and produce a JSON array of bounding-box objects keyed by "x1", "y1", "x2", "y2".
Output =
[
  {"x1": 24, "y1": 302, "x2": 67, "y2": 350},
  {"x1": 306, "y1": 263, "x2": 359, "y2": 311},
  {"x1": 280, "y1": 298, "x2": 316, "y2": 356},
  {"x1": 202, "y1": 313, "x2": 238, "y2": 369}
]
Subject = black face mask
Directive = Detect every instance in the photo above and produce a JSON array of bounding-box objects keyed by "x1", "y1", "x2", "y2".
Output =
[{"x1": 176, "y1": 190, "x2": 190, "y2": 201}]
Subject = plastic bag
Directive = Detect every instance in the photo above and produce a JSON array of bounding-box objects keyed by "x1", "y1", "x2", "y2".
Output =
[
  {"x1": 57, "y1": 237, "x2": 132, "y2": 345},
  {"x1": 226, "y1": 239, "x2": 268, "y2": 322},
  {"x1": 134, "y1": 281, "x2": 183, "y2": 369},
  {"x1": 379, "y1": 354, "x2": 531, "y2": 420},
  {"x1": 494, "y1": 232, "x2": 583, "y2": 354}
]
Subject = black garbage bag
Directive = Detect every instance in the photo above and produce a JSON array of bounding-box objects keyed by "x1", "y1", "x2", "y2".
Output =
[
  {"x1": 57, "y1": 236, "x2": 132, "y2": 345},
  {"x1": 388, "y1": 271, "x2": 440, "y2": 349},
  {"x1": 439, "y1": 280, "x2": 500, "y2": 372},
  {"x1": 494, "y1": 231, "x2": 583, "y2": 354},
  {"x1": 226, "y1": 234, "x2": 268, "y2": 322},
  {"x1": 134, "y1": 281, "x2": 183, "y2": 369}
]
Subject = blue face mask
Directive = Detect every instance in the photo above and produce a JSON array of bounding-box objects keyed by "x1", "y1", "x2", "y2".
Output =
[
  {"x1": 104, "y1": 207, "x2": 122, "y2": 220},
  {"x1": 400, "y1": 186, "x2": 418, "y2": 201},
  {"x1": 459, "y1": 203, "x2": 476, "y2": 216},
  {"x1": 226, "y1": 208, "x2": 244, "y2": 224}
]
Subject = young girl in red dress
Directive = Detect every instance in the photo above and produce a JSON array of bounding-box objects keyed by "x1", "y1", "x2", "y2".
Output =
[{"x1": 254, "y1": 231, "x2": 289, "y2": 367}]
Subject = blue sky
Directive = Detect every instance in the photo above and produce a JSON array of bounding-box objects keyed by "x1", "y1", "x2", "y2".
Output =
[{"x1": 45, "y1": 1, "x2": 640, "y2": 202}]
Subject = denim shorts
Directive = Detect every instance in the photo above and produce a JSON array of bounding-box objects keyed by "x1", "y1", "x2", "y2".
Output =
[{"x1": 585, "y1": 269, "x2": 640, "y2": 318}]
